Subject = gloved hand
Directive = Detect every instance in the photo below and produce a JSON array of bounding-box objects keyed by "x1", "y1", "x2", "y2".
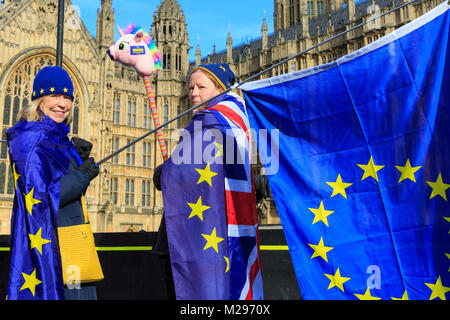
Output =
[
  {"x1": 153, "y1": 164, "x2": 163, "y2": 191},
  {"x1": 72, "y1": 137, "x2": 93, "y2": 161},
  {"x1": 78, "y1": 157, "x2": 99, "y2": 181}
]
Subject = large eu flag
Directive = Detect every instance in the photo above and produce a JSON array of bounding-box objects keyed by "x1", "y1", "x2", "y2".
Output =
[{"x1": 241, "y1": 2, "x2": 450, "y2": 300}]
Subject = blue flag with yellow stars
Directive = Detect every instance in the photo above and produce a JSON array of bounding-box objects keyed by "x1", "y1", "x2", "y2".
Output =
[
  {"x1": 241, "y1": 2, "x2": 450, "y2": 300},
  {"x1": 6, "y1": 114, "x2": 72, "y2": 299}
]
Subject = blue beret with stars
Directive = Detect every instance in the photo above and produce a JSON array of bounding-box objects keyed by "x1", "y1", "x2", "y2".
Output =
[{"x1": 32, "y1": 66, "x2": 74, "y2": 101}]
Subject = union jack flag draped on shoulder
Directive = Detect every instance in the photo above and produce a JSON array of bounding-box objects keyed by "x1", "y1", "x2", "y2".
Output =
[{"x1": 161, "y1": 92, "x2": 263, "y2": 299}]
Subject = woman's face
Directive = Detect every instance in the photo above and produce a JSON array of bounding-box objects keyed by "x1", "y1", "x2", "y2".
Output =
[
  {"x1": 39, "y1": 94, "x2": 73, "y2": 123},
  {"x1": 188, "y1": 70, "x2": 222, "y2": 113}
]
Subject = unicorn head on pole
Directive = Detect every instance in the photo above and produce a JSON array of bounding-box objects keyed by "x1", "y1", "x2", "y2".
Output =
[{"x1": 107, "y1": 24, "x2": 162, "y2": 77}]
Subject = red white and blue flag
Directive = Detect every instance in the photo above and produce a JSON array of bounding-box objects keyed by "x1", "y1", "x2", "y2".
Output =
[{"x1": 161, "y1": 92, "x2": 263, "y2": 299}]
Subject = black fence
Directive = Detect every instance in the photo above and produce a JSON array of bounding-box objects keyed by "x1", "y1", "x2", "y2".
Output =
[{"x1": 0, "y1": 227, "x2": 301, "y2": 300}]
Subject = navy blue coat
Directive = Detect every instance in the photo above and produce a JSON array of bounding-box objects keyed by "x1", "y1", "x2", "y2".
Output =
[{"x1": 57, "y1": 157, "x2": 90, "y2": 227}]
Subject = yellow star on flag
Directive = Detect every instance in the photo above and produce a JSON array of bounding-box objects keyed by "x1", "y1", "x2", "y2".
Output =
[
  {"x1": 308, "y1": 237, "x2": 334, "y2": 263},
  {"x1": 326, "y1": 174, "x2": 353, "y2": 199},
  {"x1": 445, "y1": 253, "x2": 450, "y2": 272},
  {"x1": 444, "y1": 217, "x2": 450, "y2": 235},
  {"x1": 195, "y1": 163, "x2": 218, "y2": 187},
  {"x1": 224, "y1": 256, "x2": 230, "y2": 273},
  {"x1": 40, "y1": 89, "x2": 44, "y2": 94},
  {"x1": 214, "y1": 142, "x2": 223, "y2": 158},
  {"x1": 354, "y1": 287, "x2": 381, "y2": 300},
  {"x1": 308, "y1": 200, "x2": 334, "y2": 227},
  {"x1": 29, "y1": 228, "x2": 51, "y2": 255},
  {"x1": 395, "y1": 158, "x2": 422, "y2": 183},
  {"x1": 324, "y1": 268, "x2": 351, "y2": 292},
  {"x1": 425, "y1": 276, "x2": 450, "y2": 300},
  {"x1": 357, "y1": 156, "x2": 385, "y2": 182},
  {"x1": 187, "y1": 196, "x2": 210, "y2": 221},
  {"x1": 12, "y1": 163, "x2": 20, "y2": 189},
  {"x1": 49, "y1": 87, "x2": 55, "y2": 93},
  {"x1": 426, "y1": 173, "x2": 450, "y2": 201},
  {"x1": 23, "y1": 188, "x2": 42, "y2": 216},
  {"x1": 201, "y1": 227, "x2": 224, "y2": 253},
  {"x1": 20, "y1": 268, "x2": 42, "y2": 297},
  {"x1": 63, "y1": 87, "x2": 68, "y2": 93},
  {"x1": 391, "y1": 290, "x2": 409, "y2": 300}
]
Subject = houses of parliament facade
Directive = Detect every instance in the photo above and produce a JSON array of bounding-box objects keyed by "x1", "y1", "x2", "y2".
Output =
[{"x1": 0, "y1": 0, "x2": 440, "y2": 233}]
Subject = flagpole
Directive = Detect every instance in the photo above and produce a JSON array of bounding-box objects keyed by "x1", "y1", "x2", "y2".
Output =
[{"x1": 56, "y1": 0, "x2": 64, "y2": 67}]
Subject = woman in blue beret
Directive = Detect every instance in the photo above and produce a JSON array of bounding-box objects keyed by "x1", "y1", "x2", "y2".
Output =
[
  {"x1": 153, "y1": 63, "x2": 264, "y2": 300},
  {"x1": 6, "y1": 66, "x2": 102, "y2": 300}
]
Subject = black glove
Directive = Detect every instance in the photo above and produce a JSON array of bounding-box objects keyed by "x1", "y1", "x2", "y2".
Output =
[
  {"x1": 78, "y1": 157, "x2": 99, "y2": 181},
  {"x1": 72, "y1": 137, "x2": 93, "y2": 161},
  {"x1": 153, "y1": 164, "x2": 163, "y2": 191}
]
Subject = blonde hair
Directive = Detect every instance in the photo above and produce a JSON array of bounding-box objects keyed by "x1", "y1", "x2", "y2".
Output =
[{"x1": 17, "y1": 96, "x2": 73, "y2": 125}]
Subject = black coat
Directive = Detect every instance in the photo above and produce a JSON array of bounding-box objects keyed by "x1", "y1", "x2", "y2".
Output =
[{"x1": 57, "y1": 157, "x2": 90, "y2": 227}]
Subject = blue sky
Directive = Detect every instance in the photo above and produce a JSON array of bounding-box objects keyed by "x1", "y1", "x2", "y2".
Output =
[{"x1": 70, "y1": 0, "x2": 275, "y2": 62}]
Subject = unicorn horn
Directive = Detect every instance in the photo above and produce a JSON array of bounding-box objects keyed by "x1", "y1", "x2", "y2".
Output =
[{"x1": 117, "y1": 25, "x2": 125, "y2": 37}]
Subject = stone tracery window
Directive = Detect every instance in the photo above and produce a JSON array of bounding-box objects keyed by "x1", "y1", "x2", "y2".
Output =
[{"x1": 0, "y1": 53, "x2": 84, "y2": 195}]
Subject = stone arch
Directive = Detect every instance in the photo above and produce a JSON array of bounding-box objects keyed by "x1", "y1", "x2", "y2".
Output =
[
  {"x1": 0, "y1": 48, "x2": 91, "y2": 196},
  {"x1": 0, "y1": 47, "x2": 90, "y2": 137}
]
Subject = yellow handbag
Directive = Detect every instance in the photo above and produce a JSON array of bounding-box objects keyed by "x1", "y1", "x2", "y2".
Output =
[{"x1": 58, "y1": 196, "x2": 104, "y2": 285}]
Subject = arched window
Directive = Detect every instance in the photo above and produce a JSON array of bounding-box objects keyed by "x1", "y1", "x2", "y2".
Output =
[
  {"x1": 6, "y1": 165, "x2": 14, "y2": 194},
  {"x1": 113, "y1": 93, "x2": 120, "y2": 124},
  {"x1": 0, "y1": 129, "x2": 7, "y2": 159},
  {"x1": 12, "y1": 97, "x2": 20, "y2": 126},
  {"x1": 0, "y1": 163, "x2": 5, "y2": 194},
  {"x1": 176, "y1": 47, "x2": 182, "y2": 71},
  {"x1": 163, "y1": 47, "x2": 172, "y2": 70},
  {"x1": 2, "y1": 95, "x2": 11, "y2": 125}
]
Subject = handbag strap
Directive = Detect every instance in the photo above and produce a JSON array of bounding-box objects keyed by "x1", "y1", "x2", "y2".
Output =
[
  {"x1": 72, "y1": 146, "x2": 89, "y2": 224},
  {"x1": 81, "y1": 195, "x2": 89, "y2": 224}
]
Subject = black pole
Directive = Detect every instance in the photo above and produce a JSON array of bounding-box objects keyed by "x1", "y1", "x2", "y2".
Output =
[{"x1": 56, "y1": 0, "x2": 64, "y2": 66}]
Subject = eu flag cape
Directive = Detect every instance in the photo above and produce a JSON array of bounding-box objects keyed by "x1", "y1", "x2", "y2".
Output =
[
  {"x1": 6, "y1": 115, "x2": 72, "y2": 299},
  {"x1": 161, "y1": 93, "x2": 263, "y2": 299},
  {"x1": 241, "y1": 2, "x2": 450, "y2": 300}
]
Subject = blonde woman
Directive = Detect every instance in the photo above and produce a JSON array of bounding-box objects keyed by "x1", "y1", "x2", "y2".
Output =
[{"x1": 6, "y1": 66, "x2": 100, "y2": 300}]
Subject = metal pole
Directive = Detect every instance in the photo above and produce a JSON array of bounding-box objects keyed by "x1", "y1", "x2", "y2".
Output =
[
  {"x1": 56, "y1": 0, "x2": 65, "y2": 66},
  {"x1": 96, "y1": 0, "x2": 419, "y2": 166}
]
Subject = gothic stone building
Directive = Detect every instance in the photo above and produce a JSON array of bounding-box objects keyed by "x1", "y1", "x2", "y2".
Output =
[{"x1": 0, "y1": 0, "x2": 441, "y2": 233}]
